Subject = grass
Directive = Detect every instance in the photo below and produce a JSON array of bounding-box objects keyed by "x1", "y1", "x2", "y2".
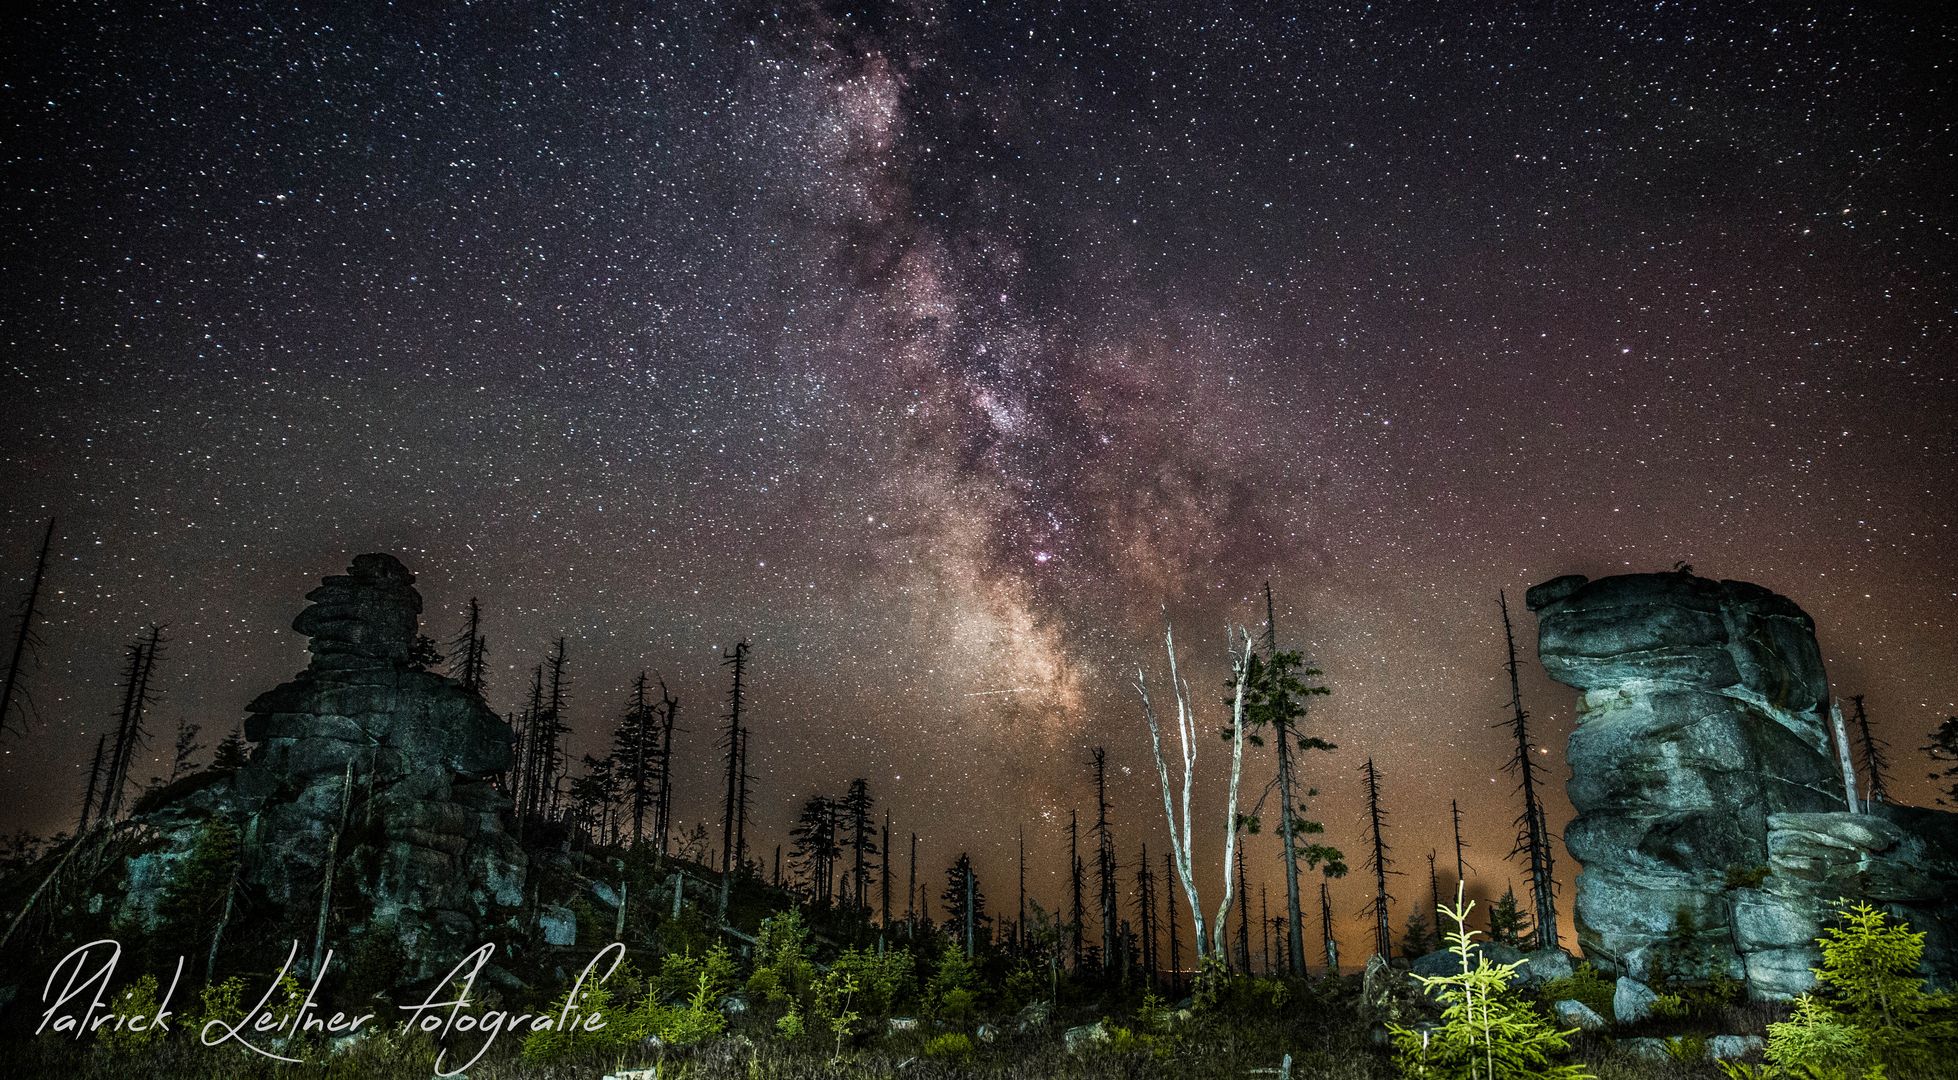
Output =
[{"x1": 0, "y1": 981, "x2": 1797, "y2": 1080}]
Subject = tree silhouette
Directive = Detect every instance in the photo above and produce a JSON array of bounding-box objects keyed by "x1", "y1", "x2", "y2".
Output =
[
  {"x1": 1320, "y1": 879, "x2": 1339, "y2": 974},
  {"x1": 719, "y1": 640, "x2": 749, "y2": 878},
  {"x1": 169, "y1": 716, "x2": 203, "y2": 782},
  {"x1": 841, "y1": 778, "x2": 879, "y2": 911},
  {"x1": 211, "y1": 728, "x2": 248, "y2": 771},
  {"x1": 882, "y1": 809, "x2": 894, "y2": 927},
  {"x1": 1090, "y1": 746, "x2": 1117, "y2": 973},
  {"x1": 447, "y1": 597, "x2": 488, "y2": 697},
  {"x1": 1489, "y1": 884, "x2": 1531, "y2": 946},
  {"x1": 104, "y1": 625, "x2": 164, "y2": 822},
  {"x1": 0, "y1": 517, "x2": 54, "y2": 737},
  {"x1": 611, "y1": 673, "x2": 659, "y2": 848},
  {"x1": 1850, "y1": 695, "x2": 1893, "y2": 805},
  {"x1": 76, "y1": 733, "x2": 107, "y2": 833},
  {"x1": 1136, "y1": 842, "x2": 1158, "y2": 984},
  {"x1": 1360, "y1": 756, "x2": 1395, "y2": 960},
  {"x1": 1925, "y1": 717, "x2": 1958, "y2": 806},
  {"x1": 1498, "y1": 591, "x2": 1558, "y2": 950},
  {"x1": 941, "y1": 853, "x2": 986, "y2": 950},
  {"x1": 1242, "y1": 582, "x2": 1344, "y2": 975},
  {"x1": 1068, "y1": 808, "x2": 1085, "y2": 971},
  {"x1": 654, "y1": 677, "x2": 679, "y2": 853},
  {"x1": 789, "y1": 794, "x2": 840, "y2": 904}
]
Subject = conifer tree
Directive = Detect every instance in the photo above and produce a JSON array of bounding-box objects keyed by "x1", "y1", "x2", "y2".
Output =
[
  {"x1": 883, "y1": 809, "x2": 894, "y2": 926},
  {"x1": 907, "y1": 831, "x2": 918, "y2": 931},
  {"x1": 169, "y1": 716, "x2": 202, "y2": 782},
  {"x1": 719, "y1": 640, "x2": 749, "y2": 877},
  {"x1": 1135, "y1": 842, "x2": 1157, "y2": 984},
  {"x1": 1388, "y1": 883, "x2": 1589, "y2": 1079},
  {"x1": 447, "y1": 597, "x2": 488, "y2": 697},
  {"x1": 1090, "y1": 747, "x2": 1117, "y2": 973},
  {"x1": 1452, "y1": 798, "x2": 1472, "y2": 888},
  {"x1": 105, "y1": 626, "x2": 164, "y2": 821},
  {"x1": 211, "y1": 728, "x2": 248, "y2": 771},
  {"x1": 1849, "y1": 695, "x2": 1893, "y2": 806},
  {"x1": 1163, "y1": 848, "x2": 1181, "y2": 994},
  {"x1": 841, "y1": 778, "x2": 878, "y2": 911},
  {"x1": 1929, "y1": 717, "x2": 1958, "y2": 806},
  {"x1": 1320, "y1": 879, "x2": 1339, "y2": 974},
  {"x1": 789, "y1": 794, "x2": 840, "y2": 904},
  {"x1": 568, "y1": 754, "x2": 618, "y2": 846},
  {"x1": 77, "y1": 733, "x2": 107, "y2": 833},
  {"x1": 1235, "y1": 841, "x2": 1252, "y2": 972},
  {"x1": 1360, "y1": 756, "x2": 1395, "y2": 959},
  {"x1": 1488, "y1": 884, "x2": 1531, "y2": 946},
  {"x1": 1069, "y1": 808, "x2": 1085, "y2": 971},
  {"x1": 941, "y1": 853, "x2": 986, "y2": 946},
  {"x1": 611, "y1": 673, "x2": 659, "y2": 847},
  {"x1": 1237, "y1": 584, "x2": 1343, "y2": 976},
  {"x1": 1499, "y1": 591, "x2": 1558, "y2": 949},
  {"x1": 654, "y1": 678, "x2": 679, "y2": 853},
  {"x1": 541, "y1": 639, "x2": 571, "y2": 818},
  {"x1": 1014, "y1": 824, "x2": 1028, "y2": 951},
  {"x1": 515, "y1": 664, "x2": 546, "y2": 833}
]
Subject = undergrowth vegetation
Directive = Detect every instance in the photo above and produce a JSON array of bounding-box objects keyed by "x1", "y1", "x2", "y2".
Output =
[{"x1": 6, "y1": 900, "x2": 1955, "y2": 1079}]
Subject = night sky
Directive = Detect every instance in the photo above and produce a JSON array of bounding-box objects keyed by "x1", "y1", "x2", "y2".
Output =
[{"x1": 2, "y1": 2, "x2": 1953, "y2": 954}]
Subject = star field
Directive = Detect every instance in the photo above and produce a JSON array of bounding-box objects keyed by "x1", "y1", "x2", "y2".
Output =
[{"x1": 1, "y1": 1, "x2": 1953, "y2": 953}]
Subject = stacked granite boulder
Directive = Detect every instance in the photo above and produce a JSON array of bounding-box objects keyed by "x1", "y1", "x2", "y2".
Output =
[
  {"x1": 236, "y1": 553, "x2": 525, "y2": 964},
  {"x1": 1527, "y1": 571, "x2": 1957, "y2": 999}
]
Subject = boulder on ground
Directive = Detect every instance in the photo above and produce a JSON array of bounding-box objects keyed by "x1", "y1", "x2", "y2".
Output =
[
  {"x1": 1552, "y1": 999, "x2": 1607, "y2": 1032},
  {"x1": 1613, "y1": 976, "x2": 1658, "y2": 1024}
]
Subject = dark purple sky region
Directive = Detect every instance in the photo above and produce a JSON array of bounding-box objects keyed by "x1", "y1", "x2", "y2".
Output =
[{"x1": 2, "y1": 2, "x2": 1953, "y2": 952}]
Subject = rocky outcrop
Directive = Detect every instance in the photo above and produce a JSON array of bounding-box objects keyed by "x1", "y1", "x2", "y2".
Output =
[
  {"x1": 1528, "y1": 572, "x2": 1958, "y2": 999},
  {"x1": 91, "y1": 554, "x2": 527, "y2": 985},
  {"x1": 231, "y1": 553, "x2": 525, "y2": 967}
]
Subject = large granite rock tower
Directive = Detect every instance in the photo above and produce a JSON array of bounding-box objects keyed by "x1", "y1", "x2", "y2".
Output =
[
  {"x1": 236, "y1": 553, "x2": 525, "y2": 965},
  {"x1": 1528, "y1": 572, "x2": 1958, "y2": 999}
]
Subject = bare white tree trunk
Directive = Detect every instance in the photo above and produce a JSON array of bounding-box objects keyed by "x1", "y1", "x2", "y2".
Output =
[
  {"x1": 1831, "y1": 700, "x2": 1860, "y2": 813},
  {"x1": 1135, "y1": 621, "x2": 1254, "y2": 961},
  {"x1": 1211, "y1": 631, "x2": 1252, "y2": 959}
]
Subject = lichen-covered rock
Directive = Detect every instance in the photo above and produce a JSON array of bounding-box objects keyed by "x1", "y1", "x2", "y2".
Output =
[
  {"x1": 1532, "y1": 571, "x2": 1958, "y2": 1000},
  {"x1": 223, "y1": 554, "x2": 525, "y2": 969},
  {"x1": 1063, "y1": 1021, "x2": 1109, "y2": 1052},
  {"x1": 1360, "y1": 953, "x2": 1432, "y2": 1029},
  {"x1": 1612, "y1": 976, "x2": 1657, "y2": 1023},
  {"x1": 99, "y1": 554, "x2": 527, "y2": 984},
  {"x1": 1552, "y1": 998, "x2": 1606, "y2": 1032},
  {"x1": 1707, "y1": 1035, "x2": 1766, "y2": 1061}
]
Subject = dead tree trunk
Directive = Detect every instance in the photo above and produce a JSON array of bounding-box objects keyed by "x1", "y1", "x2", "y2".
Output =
[
  {"x1": 1320, "y1": 880, "x2": 1338, "y2": 974},
  {"x1": 1234, "y1": 841, "x2": 1252, "y2": 973},
  {"x1": 1265, "y1": 582, "x2": 1310, "y2": 977},
  {"x1": 1499, "y1": 592, "x2": 1557, "y2": 950},
  {"x1": 1361, "y1": 757, "x2": 1394, "y2": 960},
  {"x1": 1851, "y1": 695, "x2": 1893, "y2": 805},
  {"x1": 0, "y1": 517, "x2": 54, "y2": 737},
  {"x1": 1091, "y1": 746, "x2": 1117, "y2": 973},
  {"x1": 654, "y1": 679, "x2": 678, "y2": 855},
  {"x1": 1133, "y1": 621, "x2": 1255, "y2": 961},
  {"x1": 1163, "y1": 849, "x2": 1180, "y2": 995},
  {"x1": 1069, "y1": 809, "x2": 1085, "y2": 971},
  {"x1": 719, "y1": 640, "x2": 748, "y2": 878}
]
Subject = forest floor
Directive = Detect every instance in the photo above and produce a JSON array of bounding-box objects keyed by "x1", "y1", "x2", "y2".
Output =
[{"x1": 0, "y1": 975, "x2": 1790, "y2": 1080}]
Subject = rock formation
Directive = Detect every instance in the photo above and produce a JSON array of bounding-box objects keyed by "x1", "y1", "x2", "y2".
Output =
[
  {"x1": 102, "y1": 554, "x2": 525, "y2": 981},
  {"x1": 235, "y1": 553, "x2": 525, "y2": 964},
  {"x1": 1528, "y1": 571, "x2": 1958, "y2": 999}
]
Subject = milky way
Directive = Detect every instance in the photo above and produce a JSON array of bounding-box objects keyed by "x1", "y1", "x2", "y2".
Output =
[{"x1": 2, "y1": 2, "x2": 1953, "y2": 952}]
